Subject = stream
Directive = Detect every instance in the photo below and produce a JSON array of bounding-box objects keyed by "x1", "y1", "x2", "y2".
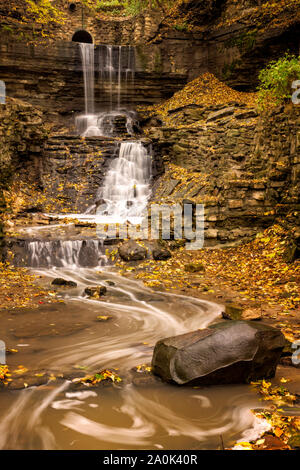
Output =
[
  {"x1": 0, "y1": 41, "x2": 271, "y2": 451},
  {"x1": 0, "y1": 225, "x2": 270, "y2": 450}
]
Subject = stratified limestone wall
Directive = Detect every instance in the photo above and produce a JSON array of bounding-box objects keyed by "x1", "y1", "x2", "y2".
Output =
[
  {"x1": 0, "y1": 41, "x2": 187, "y2": 128},
  {"x1": 0, "y1": 98, "x2": 48, "y2": 188},
  {"x1": 149, "y1": 104, "x2": 300, "y2": 245},
  {"x1": 0, "y1": 98, "x2": 48, "y2": 248}
]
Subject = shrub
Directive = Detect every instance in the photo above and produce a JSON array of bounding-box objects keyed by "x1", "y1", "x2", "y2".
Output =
[{"x1": 257, "y1": 54, "x2": 300, "y2": 109}]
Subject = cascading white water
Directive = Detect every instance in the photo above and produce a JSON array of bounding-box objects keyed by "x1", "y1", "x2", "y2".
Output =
[
  {"x1": 26, "y1": 240, "x2": 107, "y2": 268},
  {"x1": 79, "y1": 43, "x2": 95, "y2": 115},
  {"x1": 94, "y1": 141, "x2": 152, "y2": 224},
  {"x1": 75, "y1": 44, "x2": 136, "y2": 137}
]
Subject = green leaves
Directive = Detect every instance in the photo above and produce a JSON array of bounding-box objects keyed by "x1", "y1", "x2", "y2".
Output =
[{"x1": 257, "y1": 54, "x2": 300, "y2": 109}]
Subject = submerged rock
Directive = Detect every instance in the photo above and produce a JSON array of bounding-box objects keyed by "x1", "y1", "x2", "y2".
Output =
[
  {"x1": 84, "y1": 286, "x2": 107, "y2": 298},
  {"x1": 52, "y1": 278, "x2": 77, "y2": 287},
  {"x1": 118, "y1": 240, "x2": 147, "y2": 261},
  {"x1": 151, "y1": 321, "x2": 285, "y2": 386}
]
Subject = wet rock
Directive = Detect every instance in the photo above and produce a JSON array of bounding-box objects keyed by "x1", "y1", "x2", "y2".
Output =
[
  {"x1": 152, "y1": 321, "x2": 285, "y2": 386},
  {"x1": 118, "y1": 240, "x2": 147, "y2": 261},
  {"x1": 184, "y1": 262, "x2": 205, "y2": 273},
  {"x1": 84, "y1": 286, "x2": 107, "y2": 297},
  {"x1": 52, "y1": 278, "x2": 77, "y2": 287},
  {"x1": 131, "y1": 370, "x2": 162, "y2": 388},
  {"x1": 152, "y1": 245, "x2": 171, "y2": 260},
  {"x1": 78, "y1": 241, "x2": 100, "y2": 267}
]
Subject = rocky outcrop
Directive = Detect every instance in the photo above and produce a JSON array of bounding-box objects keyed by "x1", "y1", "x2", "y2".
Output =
[
  {"x1": 150, "y1": 103, "x2": 300, "y2": 246},
  {"x1": 0, "y1": 98, "x2": 48, "y2": 253},
  {"x1": 0, "y1": 41, "x2": 187, "y2": 127},
  {"x1": 151, "y1": 321, "x2": 285, "y2": 386},
  {"x1": 39, "y1": 135, "x2": 162, "y2": 213},
  {"x1": 1, "y1": 1, "x2": 299, "y2": 125}
]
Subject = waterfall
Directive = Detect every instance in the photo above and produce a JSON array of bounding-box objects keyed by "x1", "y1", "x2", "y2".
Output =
[
  {"x1": 25, "y1": 240, "x2": 107, "y2": 268},
  {"x1": 76, "y1": 44, "x2": 136, "y2": 137},
  {"x1": 94, "y1": 142, "x2": 152, "y2": 223},
  {"x1": 79, "y1": 43, "x2": 95, "y2": 115}
]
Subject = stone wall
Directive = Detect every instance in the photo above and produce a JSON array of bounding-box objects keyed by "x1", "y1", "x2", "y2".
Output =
[
  {"x1": 0, "y1": 40, "x2": 187, "y2": 128},
  {"x1": 54, "y1": 6, "x2": 163, "y2": 45},
  {"x1": 0, "y1": 98, "x2": 48, "y2": 248},
  {"x1": 149, "y1": 104, "x2": 300, "y2": 246}
]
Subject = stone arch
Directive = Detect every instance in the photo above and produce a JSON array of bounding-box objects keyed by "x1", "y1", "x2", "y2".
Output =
[
  {"x1": 72, "y1": 30, "x2": 93, "y2": 44},
  {"x1": 69, "y1": 3, "x2": 77, "y2": 12}
]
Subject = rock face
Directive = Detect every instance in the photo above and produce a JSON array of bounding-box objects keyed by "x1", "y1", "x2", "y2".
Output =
[
  {"x1": 150, "y1": 103, "x2": 300, "y2": 246},
  {"x1": 40, "y1": 135, "x2": 163, "y2": 213},
  {"x1": 151, "y1": 321, "x2": 285, "y2": 386},
  {"x1": 118, "y1": 240, "x2": 147, "y2": 261}
]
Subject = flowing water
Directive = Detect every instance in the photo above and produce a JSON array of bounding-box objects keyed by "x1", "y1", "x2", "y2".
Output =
[
  {"x1": 79, "y1": 43, "x2": 95, "y2": 115},
  {"x1": 0, "y1": 40, "x2": 271, "y2": 450},
  {"x1": 0, "y1": 251, "x2": 270, "y2": 450},
  {"x1": 76, "y1": 44, "x2": 136, "y2": 137},
  {"x1": 0, "y1": 153, "x2": 270, "y2": 449}
]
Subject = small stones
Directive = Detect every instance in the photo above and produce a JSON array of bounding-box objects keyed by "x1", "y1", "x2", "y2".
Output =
[{"x1": 51, "y1": 278, "x2": 77, "y2": 287}]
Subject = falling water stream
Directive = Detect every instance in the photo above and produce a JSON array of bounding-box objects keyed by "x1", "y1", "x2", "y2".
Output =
[
  {"x1": 75, "y1": 44, "x2": 136, "y2": 137},
  {"x1": 0, "y1": 42, "x2": 272, "y2": 450}
]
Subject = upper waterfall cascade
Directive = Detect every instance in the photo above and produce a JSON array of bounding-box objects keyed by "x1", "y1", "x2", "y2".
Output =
[{"x1": 75, "y1": 43, "x2": 136, "y2": 138}]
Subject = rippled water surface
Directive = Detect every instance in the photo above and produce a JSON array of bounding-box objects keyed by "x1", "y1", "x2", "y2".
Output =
[{"x1": 0, "y1": 265, "x2": 269, "y2": 450}]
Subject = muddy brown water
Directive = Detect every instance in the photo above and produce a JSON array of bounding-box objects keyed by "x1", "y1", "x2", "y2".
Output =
[{"x1": 0, "y1": 232, "x2": 271, "y2": 450}]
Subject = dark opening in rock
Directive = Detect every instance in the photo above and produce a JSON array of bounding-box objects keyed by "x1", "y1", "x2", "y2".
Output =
[
  {"x1": 69, "y1": 3, "x2": 77, "y2": 13},
  {"x1": 72, "y1": 30, "x2": 93, "y2": 44}
]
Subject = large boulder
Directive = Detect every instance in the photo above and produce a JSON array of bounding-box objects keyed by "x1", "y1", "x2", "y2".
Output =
[
  {"x1": 151, "y1": 321, "x2": 285, "y2": 386},
  {"x1": 118, "y1": 240, "x2": 147, "y2": 261}
]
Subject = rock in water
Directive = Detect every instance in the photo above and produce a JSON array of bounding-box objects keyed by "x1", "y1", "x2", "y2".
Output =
[
  {"x1": 52, "y1": 278, "x2": 77, "y2": 287},
  {"x1": 84, "y1": 286, "x2": 107, "y2": 297},
  {"x1": 151, "y1": 321, "x2": 285, "y2": 386}
]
